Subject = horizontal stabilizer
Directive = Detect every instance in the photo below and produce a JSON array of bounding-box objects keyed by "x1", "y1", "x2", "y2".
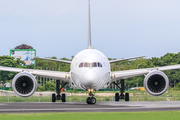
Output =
[
  {"x1": 109, "y1": 56, "x2": 146, "y2": 63},
  {"x1": 34, "y1": 57, "x2": 71, "y2": 64}
]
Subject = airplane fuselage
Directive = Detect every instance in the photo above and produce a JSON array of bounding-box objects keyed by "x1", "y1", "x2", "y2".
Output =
[{"x1": 70, "y1": 49, "x2": 111, "y2": 90}]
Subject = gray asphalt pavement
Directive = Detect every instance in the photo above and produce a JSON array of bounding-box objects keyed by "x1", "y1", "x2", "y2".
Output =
[{"x1": 1, "y1": 101, "x2": 180, "y2": 113}]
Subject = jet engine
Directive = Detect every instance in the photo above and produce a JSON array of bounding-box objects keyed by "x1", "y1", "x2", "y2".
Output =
[
  {"x1": 144, "y1": 70, "x2": 169, "y2": 96},
  {"x1": 12, "y1": 72, "x2": 37, "y2": 97}
]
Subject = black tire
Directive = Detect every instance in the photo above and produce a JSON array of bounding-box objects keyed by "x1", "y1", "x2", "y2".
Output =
[
  {"x1": 62, "y1": 93, "x2": 66, "y2": 102},
  {"x1": 115, "y1": 93, "x2": 119, "y2": 101},
  {"x1": 52, "y1": 94, "x2": 56, "y2": 102},
  {"x1": 125, "y1": 93, "x2": 129, "y2": 101},
  {"x1": 91, "y1": 97, "x2": 96, "y2": 104},
  {"x1": 86, "y1": 97, "x2": 91, "y2": 104}
]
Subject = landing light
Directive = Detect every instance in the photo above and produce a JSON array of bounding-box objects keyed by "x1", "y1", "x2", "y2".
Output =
[
  {"x1": 111, "y1": 74, "x2": 116, "y2": 79},
  {"x1": 88, "y1": 89, "x2": 94, "y2": 92},
  {"x1": 65, "y1": 74, "x2": 70, "y2": 79}
]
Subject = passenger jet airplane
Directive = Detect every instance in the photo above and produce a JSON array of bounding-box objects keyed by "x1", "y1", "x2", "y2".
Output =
[{"x1": 1, "y1": 0, "x2": 180, "y2": 104}]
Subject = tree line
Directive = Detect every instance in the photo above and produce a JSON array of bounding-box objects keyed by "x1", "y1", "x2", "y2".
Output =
[{"x1": 1, "y1": 52, "x2": 180, "y2": 89}]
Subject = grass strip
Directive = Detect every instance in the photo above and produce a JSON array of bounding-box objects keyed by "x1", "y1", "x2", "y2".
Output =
[{"x1": 0, "y1": 111, "x2": 180, "y2": 120}]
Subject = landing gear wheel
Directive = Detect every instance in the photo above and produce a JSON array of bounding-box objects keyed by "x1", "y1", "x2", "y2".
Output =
[
  {"x1": 86, "y1": 97, "x2": 96, "y2": 104},
  {"x1": 125, "y1": 93, "x2": 129, "y2": 101},
  {"x1": 86, "y1": 97, "x2": 91, "y2": 104},
  {"x1": 52, "y1": 93, "x2": 56, "y2": 102},
  {"x1": 115, "y1": 93, "x2": 119, "y2": 101},
  {"x1": 91, "y1": 97, "x2": 96, "y2": 104},
  {"x1": 62, "y1": 93, "x2": 66, "y2": 102}
]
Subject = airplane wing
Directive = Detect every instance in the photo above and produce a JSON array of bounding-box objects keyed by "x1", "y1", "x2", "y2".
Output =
[
  {"x1": 109, "y1": 56, "x2": 146, "y2": 63},
  {"x1": 111, "y1": 64, "x2": 180, "y2": 81},
  {"x1": 0, "y1": 66, "x2": 70, "y2": 82},
  {"x1": 34, "y1": 57, "x2": 71, "y2": 64}
]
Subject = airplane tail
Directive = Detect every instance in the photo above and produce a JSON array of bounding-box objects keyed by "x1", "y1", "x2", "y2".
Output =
[{"x1": 87, "y1": 0, "x2": 93, "y2": 49}]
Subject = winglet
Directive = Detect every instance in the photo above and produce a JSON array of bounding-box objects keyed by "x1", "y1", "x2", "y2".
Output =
[{"x1": 87, "y1": 0, "x2": 93, "y2": 49}]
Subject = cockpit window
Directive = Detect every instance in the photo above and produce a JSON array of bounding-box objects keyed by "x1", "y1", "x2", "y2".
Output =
[
  {"x1": 79, "y1": 62, "x2": 102, "y2": 68},
  {"x1": 91, "y1": 62, "x2": 97, "y2": 67},
  {"x1": 79, "y1": 62, "x2": 83, "y2": 68},
  {"x1": 84, "y1": 62, "x2": 90, "y2": 67},
  {"x1": 98, "y1": 62, "x2": 102, "y2": 67}
]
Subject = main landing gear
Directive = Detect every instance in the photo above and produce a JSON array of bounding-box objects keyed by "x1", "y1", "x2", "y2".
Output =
[
  {"x1": 113, "y1": 79, "x2": 129, "y2": 102},
  {"x1": 86, "y1": 89, "x2": 96, "y2": 104},
  {"x1": 52, "y1": 80, "x2": 68, "y2": 103}
]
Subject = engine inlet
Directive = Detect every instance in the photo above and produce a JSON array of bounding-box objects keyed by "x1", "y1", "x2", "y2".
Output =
[
  {"x1": 147, "y1": 74, "x2": 166, "y2": 93},
  {"x1": 12, "y1": 72, "x2": 37, "y2": 97},
  {"x1": 144, "y1": 71, "x2": 169, "y2": 96},
  {"x1": 15, "y1": 76, "x2": 34, "y2": 94}
]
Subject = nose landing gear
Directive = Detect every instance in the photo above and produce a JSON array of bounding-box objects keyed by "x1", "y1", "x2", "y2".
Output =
[
  {"x1": 86, "y1": 90, "x2": 96, "y2": 104},
  {"x1": 113, "y1": 79, "x2": 129, "y2": 101}
]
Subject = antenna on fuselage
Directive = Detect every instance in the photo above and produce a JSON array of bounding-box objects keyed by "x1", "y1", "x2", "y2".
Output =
[{"x1": 87, "y1": 0, "x2": 93, "y2": 49}]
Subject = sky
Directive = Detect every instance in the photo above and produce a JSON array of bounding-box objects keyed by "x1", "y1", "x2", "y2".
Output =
[{"x1": 0, "y1": 0, "x2": 180, "y2": 59}]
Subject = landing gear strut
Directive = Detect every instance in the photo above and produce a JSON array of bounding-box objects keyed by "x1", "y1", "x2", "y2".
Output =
[
  {"x1": 52, "y1": 80, "x2": 68, "y2": 102},
  {"x1": 86, "y1": 91, "x2": 96, "y2": 104},
  {"x1": 113, "y1": 79, "x2": 129, "y2": 101}
]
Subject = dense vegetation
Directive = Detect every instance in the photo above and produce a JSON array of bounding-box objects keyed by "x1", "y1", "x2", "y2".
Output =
[
  {"x1": 1, "y1": 52, "x2": 180, "y2": 90},
  {"x1": 0, "y1": 56, "x2": 24, "y2": 83}
]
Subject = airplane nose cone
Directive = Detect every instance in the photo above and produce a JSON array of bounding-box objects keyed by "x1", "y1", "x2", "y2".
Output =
[{"x1": 82, "y1": 69, "x2": 99, "y2": 87}]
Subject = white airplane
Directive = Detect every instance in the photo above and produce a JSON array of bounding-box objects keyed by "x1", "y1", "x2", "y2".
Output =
[{"x1": 1, "y1": 0, "x2": 180, "y2": 104}]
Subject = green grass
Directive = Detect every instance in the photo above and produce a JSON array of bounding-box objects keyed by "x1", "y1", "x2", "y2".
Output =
[
  {"x1": 0, "y1": 111, "x2": 180, "y2": 120},
  {"x1": 1, "y1": 90, "x2": 180, "y2": 103}
]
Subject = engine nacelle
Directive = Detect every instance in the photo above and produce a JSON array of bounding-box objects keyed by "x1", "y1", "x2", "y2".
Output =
[
  {"x1": 144, "y1": 70, "x2": 169, "y2": 96},
  {"x1": 12, "y1": 72, "x2": 37, "y2": 97}
]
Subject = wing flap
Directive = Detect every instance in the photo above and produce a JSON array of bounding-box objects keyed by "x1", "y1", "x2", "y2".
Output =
[
  {"x1": 112, "y1": 69, "x2": 149, "y2": 80},
  {"x1": 31, "y1": 70, "x2": 69, "y2": 82}
]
